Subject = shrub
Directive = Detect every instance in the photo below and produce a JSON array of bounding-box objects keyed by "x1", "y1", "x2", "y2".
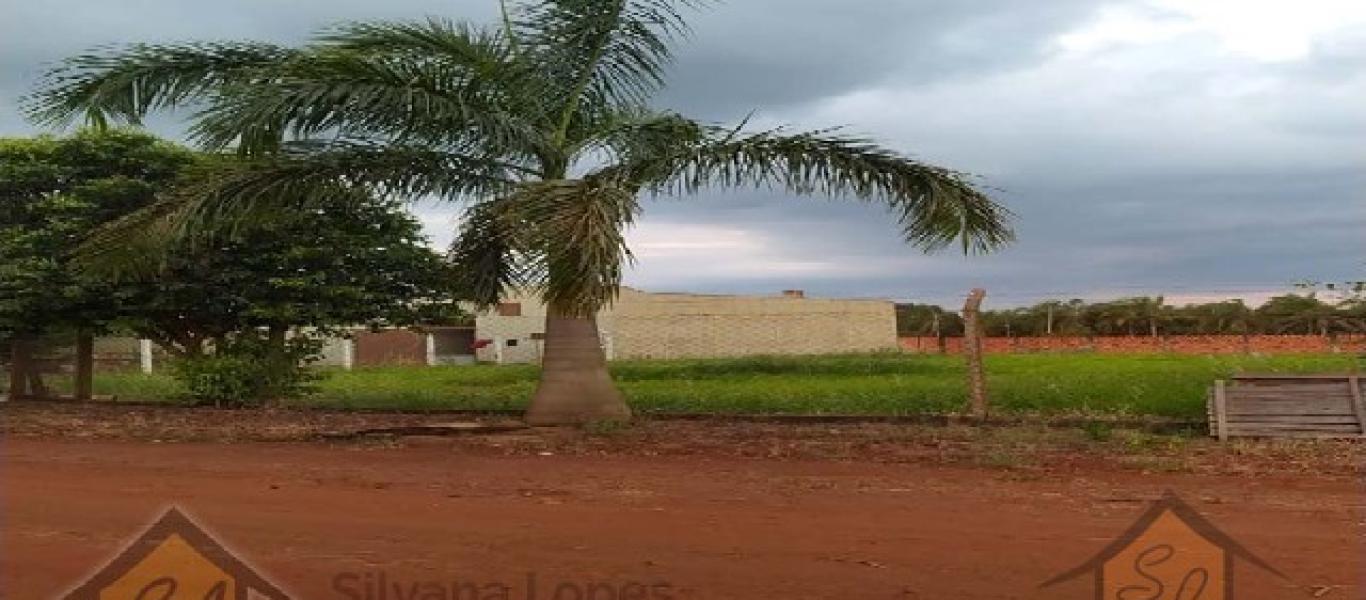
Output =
[{"x1": 170, "y1": 332, "x2": 324, "y2": 407}]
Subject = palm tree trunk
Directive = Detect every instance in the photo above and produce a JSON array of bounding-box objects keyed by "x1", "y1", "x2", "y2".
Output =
[{"x1": 525, "y1": 306, "x2": 630, "y2": 425}]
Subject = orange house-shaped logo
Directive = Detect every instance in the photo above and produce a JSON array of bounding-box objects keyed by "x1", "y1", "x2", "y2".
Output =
[
  {"x1": 62, "y1": 507, "x2": 291, "y2": 600},
  {"x1": 1042, "y1": 491, "x2": 1284, "y2": 599}
]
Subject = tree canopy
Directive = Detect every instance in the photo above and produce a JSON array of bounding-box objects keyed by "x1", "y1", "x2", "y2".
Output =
[
  {"x1": 0, "y1": 129, "x2": 464, "y2": 357},
  {"x1": 0, "y1": 130, "x2": 194, "y2": 343},
  {"x1": 120, "y1": 194, "x2": 465, "y2": 357}
]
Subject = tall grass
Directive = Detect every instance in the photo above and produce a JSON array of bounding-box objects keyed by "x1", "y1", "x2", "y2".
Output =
[{"x1": 44, "y1": 353, "x2": 1363, "y2": 418}]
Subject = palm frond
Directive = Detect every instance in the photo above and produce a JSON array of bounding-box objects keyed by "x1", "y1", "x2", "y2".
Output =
[
  {"x1": 73, "y1": 170, "x2": 379, "y2": 280},
  {"x1": 450, "y1": 175, "x2": 640, "y2": 314},
  {"x1": 573, "y1": 109, "x2": 704, "y2": 167},
  {"x1": 202, "y1": 141, "x2": 524, "y2": 207},
  {"x1": 71, "y1": 194, "x2": 190, "y2": 280},
  {"x1": 25, "y1": 41, "x2": 298, "y2": 128},
  {"x1": 448, "y1": 198, "x2": 540, "y2": 308},
  {"x1": 190, "y1": 49, "x2": 545, "y2": 159},
  {"x1": 514, "y1": 0, "x2": 700, "y2": 143},
  {"x1": 320, "y1": 18, "x2": 509, "y2": 69},
  {"x1": 78, "y1": 143, "x2": 522, "y2": 277},
  {"x1": 617, "y1": 127, "x2": 1015, "y2": 253},
  {"x1": 506, "y1": 176, "x2": 639, "y2": 315}
]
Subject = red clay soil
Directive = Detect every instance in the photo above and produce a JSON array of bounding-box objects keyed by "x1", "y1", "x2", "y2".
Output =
[{"x1": 1, "y1": 436, "x2": 1362, "y2": 600}]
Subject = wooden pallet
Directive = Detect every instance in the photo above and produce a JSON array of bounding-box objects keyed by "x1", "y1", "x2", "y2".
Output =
[{"x1": 1207, "y1": 374, "x2": 1366, "y2": 440}]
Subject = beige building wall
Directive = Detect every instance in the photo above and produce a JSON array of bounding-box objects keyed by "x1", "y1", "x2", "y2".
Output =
[
  {"x1": 473, "y1": 288, "x2": 897, "y2": 363},
  {"x1": 473, "y1": 297, "x2": 550, "y2": 364}
]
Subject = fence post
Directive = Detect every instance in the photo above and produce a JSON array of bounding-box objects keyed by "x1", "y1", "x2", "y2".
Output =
[
  {"x1": 932, "y1": 313, "x2": 945, "y2": 354},
  {"x1": 139, "y1": 339, "x2": 154, "y2": 374},
  {"x1": 962, "y1": 288, "x2": 989, "y2": 419},
  {"x1": 342, "y1": 337, "x2": 355, "y2": 370}
]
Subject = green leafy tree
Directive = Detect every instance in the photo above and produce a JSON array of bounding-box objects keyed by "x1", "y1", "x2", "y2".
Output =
[
  {"x1": 1034, "y1": 299, "x2": 1091, "y2": 336},
  {"x1": 1296, "y1": 278, "x2": 1366, "y2": 333},
  {"x1": 0, "y1": 130, "x2": 194, "y2": 395},
  {"x1": 1186, "y1": 300, "x2": 1255, "y2": 335},
  {"x1": 1080, "y1": 297, "x2": 1164, "y2": 337},
  {"x1": 894, "y1": 303, "x2": 964, "y2": 337},
  {"x1": 981, "y1": 308, "x2": 1034, "y2": 337},
  {"x1": 0, "y1": 131, "x2": 194, "y2": 338},
  {"x1": 29, "y1": 0, "x2": 1013, "y2": 423},
  {"x1": 121, "y1": 194, "x2": 464, "y2": 358},
  {"x1": 124, "y1": 184, "x2": 464, "y2": 408},
  {"x1": 3, "y1": 130, "x2": 463, "y2": 402},
  {"x1": 1255, "y1": 294, "x2": 1360, "y2": 335}
]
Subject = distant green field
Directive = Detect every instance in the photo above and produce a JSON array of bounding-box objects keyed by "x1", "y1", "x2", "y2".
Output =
[{"x1": 30, "y1": 352, "x2": 1359, "y2": 419}]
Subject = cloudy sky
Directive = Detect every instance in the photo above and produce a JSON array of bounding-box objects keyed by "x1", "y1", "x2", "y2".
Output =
[{"x1": 2, "y1": 0, "x2": 1363, "y2": 306}]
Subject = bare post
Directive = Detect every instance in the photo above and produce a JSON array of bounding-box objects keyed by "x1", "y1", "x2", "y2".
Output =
[
  {"x1": 933, "y1": 312, "x2": 946, "y2": 355},
  {"x1": 962, "y1": 288, "x2": 989, "y2": 419},
  {"x1": 75, "y1": 331, "x2": 94, "y2": 401},
  {"x1": 139, "y1": 339, "x2": 154, "y2": 374}
]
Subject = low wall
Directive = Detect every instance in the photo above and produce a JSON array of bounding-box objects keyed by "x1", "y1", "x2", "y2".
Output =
[
  {"x1": 476, "y1": 288, "x2": 900, "y2": 363},
  {"x1": 899, "y1": 334, "x2": 1366, "y2": 355},
  {"x1": 353, "y1": 330, "x2": 427, "y2": 366},
  {"x1": 606, "y1": 289, "x2": 898, "y2": 360}
]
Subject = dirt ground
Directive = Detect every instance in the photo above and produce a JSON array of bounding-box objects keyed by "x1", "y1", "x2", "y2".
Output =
[{"x1": 2, "y1": 403, "x2": 1363, "y2": 599}]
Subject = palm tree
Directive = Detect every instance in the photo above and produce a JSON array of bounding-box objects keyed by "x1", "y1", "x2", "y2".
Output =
[{"x1": 27, "y1": 0, "x2": 1012, "y2": 424}]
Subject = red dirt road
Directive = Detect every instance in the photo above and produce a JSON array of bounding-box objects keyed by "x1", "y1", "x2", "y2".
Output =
[{"x1": 2, "y1": 437, "x2": 1362, "y2": 599}]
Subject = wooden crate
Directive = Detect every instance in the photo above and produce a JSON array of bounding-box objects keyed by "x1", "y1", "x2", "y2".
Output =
[{"x1": 1207, "y1": 374, "x2": 1366, "y2": 440}]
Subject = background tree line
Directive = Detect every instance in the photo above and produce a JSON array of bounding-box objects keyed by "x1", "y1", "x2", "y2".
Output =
[{"x1": 897, "y1": 293, "x2": 1366, "y2": 338}]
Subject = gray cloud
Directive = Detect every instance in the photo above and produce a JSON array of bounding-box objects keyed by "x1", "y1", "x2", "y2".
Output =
[
  {"x1": 0, "y1": 0, "x2": 498, "y2": 134},
  {"x1": 2, "y1": 0, "x2": 1362, "y2": 307},
  {"x1": 655, "y1": 0, "x2": 1102, "y2": 119}
]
